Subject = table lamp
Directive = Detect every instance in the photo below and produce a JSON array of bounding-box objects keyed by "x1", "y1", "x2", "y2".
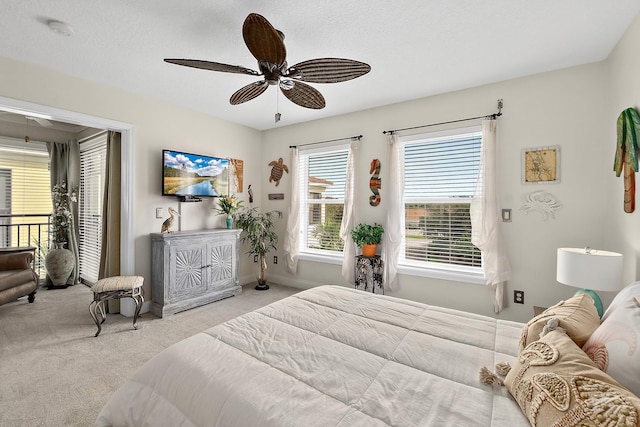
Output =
[{"x1": 556, "y1": 247, "x2": 623, "y2": 317}]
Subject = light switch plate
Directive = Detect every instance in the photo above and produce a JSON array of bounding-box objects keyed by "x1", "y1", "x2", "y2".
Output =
[{"x1": 156, "y1": 208, "x2": 163, "y2": 219}]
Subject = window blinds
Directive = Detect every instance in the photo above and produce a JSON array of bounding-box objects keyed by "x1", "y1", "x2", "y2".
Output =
[
  {"x1": 403, "y1": 129, "x2": 482, "y2": 268},
  {"x1": 0, "y1": 141, "x2": 51, "y2": 249},
  {"x1": 299, "y1": 146, "x2": 348, "y2": 252},
  {"x1": 0, "y1": 140, "x2": 50, "y2": 277},
  {"x1": 79, "y1": 134, "x2": 107, "y2": 284}
]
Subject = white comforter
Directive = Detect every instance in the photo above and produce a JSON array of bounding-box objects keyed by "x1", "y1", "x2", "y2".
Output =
[{"x1": 96, "y1": 285, "x2": 529, "y2": 427}]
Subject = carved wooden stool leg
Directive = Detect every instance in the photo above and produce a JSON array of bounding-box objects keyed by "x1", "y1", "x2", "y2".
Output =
[
  {"x1": 89, "y1": 299, "x2": 103, "y2": 337},
  {"x1": 90, "y1": 276, "x2": 144, "y2": 337}
]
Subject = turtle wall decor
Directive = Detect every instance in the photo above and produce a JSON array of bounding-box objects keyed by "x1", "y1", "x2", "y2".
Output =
[{"x1": 268, "y1": 157, "x2": 288, "y2": 186}]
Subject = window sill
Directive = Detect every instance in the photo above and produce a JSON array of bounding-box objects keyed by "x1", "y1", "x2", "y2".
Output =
[
  {"x1": 296, "y1": 252, "x2": 486, "y2": 286},
  {"x1": 398, "y1": 262, "x2": 486, "y2": 285},
  {"x1": 298, "y1": 251, "x2": 345, "y2": 266}
]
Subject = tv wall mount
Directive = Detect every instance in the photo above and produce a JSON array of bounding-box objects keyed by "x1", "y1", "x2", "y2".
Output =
[{"x1": 178, "y1": 195, "x2": 202, "y2": 203}]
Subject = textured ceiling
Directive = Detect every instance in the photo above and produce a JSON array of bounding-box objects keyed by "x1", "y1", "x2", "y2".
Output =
[{"x1": 1, "y1": 1, "x2": 639, "y2": 131}]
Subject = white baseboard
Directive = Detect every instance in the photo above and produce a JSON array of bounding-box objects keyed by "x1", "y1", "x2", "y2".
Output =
[
  {"x1": 120, "y1": 298, "x2": 151, "y2": 317},
  {"x1": 240, "y1": 272, "x2": 345, "y2": 291}
]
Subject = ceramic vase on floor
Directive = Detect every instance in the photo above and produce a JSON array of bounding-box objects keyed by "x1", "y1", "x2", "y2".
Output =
[{"x1": 45, "y1": 242, "x2": 74, "y2": 288}]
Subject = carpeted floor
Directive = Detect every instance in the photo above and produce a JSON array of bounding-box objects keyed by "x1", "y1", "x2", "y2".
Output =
[{"x1": 0, "y1": 282, "x2": 299, "y2": 427}]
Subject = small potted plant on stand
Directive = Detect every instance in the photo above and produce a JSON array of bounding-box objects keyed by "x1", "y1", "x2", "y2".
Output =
[
  {"x1": 351, "y1": 223, "x2": 384, "y2": 257},
  {"x1": 215, "y1": 194, "x2": 242, "y2": 229},
  {"x1": 234, "y1": 207, "x2": 282, "y2": 290}
]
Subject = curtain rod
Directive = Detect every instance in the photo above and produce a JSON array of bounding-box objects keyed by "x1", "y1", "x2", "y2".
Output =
[
  {"x1": 289, "y1": 134, "x2": 362, "y2": 149},
  {"x1": 382, "y1": 99, "x2": 503, "y2": 135}
]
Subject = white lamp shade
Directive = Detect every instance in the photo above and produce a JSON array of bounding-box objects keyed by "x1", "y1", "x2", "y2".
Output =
[{"x1": 556, "y1": 248, "x2": 623, "y2": 292}]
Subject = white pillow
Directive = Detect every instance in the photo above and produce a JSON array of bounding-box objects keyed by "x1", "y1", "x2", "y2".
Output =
[{"x1": 583, "y1": 282, "x2": 640, "y2": 396}]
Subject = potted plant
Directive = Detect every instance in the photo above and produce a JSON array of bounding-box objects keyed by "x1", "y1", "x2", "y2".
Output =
[
  {"x1": 46, "y1": 181, "x2": 77, "y2": 288},
  {"x1": 215, "y1": 194, "x2": 243, "y2": 229},
  {"x1": 234, "y1": 207, "x2": 282, "y2": 290},
  {"x1": 351, "y1": 223, "x2": 384, "y2": 257}
]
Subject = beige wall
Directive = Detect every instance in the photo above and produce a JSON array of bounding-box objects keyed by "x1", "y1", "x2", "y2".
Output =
[
  {"x1": 604, "y1": 13, "x2": 640, "y2": 284},
  {"x1": 262, "y1": 63, "x2": 610, "y2": 322},
  {"x1": 0, "y1": 56, "x2": 263, "y2": 299},
  {"x1": 2, "y1": 18, "x2": 638, "y2": 322}
]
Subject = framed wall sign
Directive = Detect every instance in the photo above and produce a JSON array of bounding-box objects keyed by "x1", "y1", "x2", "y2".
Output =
[{"x1": 522, "y1": 146, "x2": 560, "y2": 184}]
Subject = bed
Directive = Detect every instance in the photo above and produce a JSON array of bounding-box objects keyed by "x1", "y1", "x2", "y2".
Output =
[
  {"x1": 96, "y1": 284, "x2": 640, "y2": 427},
  {"x1": 96, "y1": 285, "x2": 529, "y2": 426}
]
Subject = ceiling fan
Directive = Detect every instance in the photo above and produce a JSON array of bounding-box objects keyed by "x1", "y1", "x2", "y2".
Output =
[{"x1": 164, "y1": 13, "x2": 371, "y2": 110}]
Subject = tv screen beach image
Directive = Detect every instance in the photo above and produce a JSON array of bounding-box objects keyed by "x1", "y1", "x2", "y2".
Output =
[{"x1": 163, "y1": 150, "x2": 229, "y2": 197}]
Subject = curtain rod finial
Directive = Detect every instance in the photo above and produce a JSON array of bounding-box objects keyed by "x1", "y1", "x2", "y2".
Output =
[{"x1": 497, "y1": 99, "x2": 503, "y2": 113}]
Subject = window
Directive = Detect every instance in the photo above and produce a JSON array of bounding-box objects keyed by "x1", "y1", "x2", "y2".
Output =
[
  {"x1": 298, "y1": 145, "x2": 349, "y2": 256},
  {"x1": 401, "y1": 126, "x2": 483, "y2": 279},
  {"x1": 78, "y1": 134, "x2": 107, "y2": 285},
  {"x1": 0, "y1": 139, "x2": 52, "y2": 276}
]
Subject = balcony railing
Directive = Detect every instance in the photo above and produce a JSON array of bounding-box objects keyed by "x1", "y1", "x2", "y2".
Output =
[{"x1": 0, "y1": 213, "x2": 52, "y2": 280}]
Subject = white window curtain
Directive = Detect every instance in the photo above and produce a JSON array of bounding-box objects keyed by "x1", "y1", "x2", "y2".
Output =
[
  {"x1": 381, "y1": 133, "x2": 403, "y2": 291},
  {"x1": 338, "y1": 138, "x2": 360, "y2": 283},
  {"x1": 283, "y1": 147, "x2": 300, "y2": 274},
  {"x1": 470, "y1": 119, "x2": 512, "y2": 313}
]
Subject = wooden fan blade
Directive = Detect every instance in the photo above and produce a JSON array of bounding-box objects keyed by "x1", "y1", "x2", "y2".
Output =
[
  {"x1": 242, "y1": 13, "x2": 286, "y2": 67},
  {"x1": 280, "y1": 81, "x2": 325, "y2": 109},
  {"x1": 286, "y1": 58, "x2": 371, "y2": 83},
  {"x1": 164, "y1": 59, "x2": 259, "y2": 76},
  {"x1": 230, "y1": 81, "x2": 269, "y2": 105}
]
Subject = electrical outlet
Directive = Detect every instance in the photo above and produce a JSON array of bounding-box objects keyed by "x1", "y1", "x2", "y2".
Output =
[
  {"x1": 273, "y1": 256, "x2": 278, "y2": 264},
  {"x1": 514, "y1": 290, "x2": 525, "y2": 304},
  {"x1": 253, "y1": 255, "x2": 258, "y2": 263}
]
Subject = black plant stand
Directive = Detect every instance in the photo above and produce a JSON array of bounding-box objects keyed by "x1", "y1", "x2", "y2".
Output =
[
  {"x1": 354, "y1": 255, "x2": 384, "y2": 294},
  {"x1": 255, "y1": 281, "x2": 270, "y2": 291}
]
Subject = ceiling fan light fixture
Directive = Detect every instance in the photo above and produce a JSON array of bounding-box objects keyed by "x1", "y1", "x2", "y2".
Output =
[
  {"x1": 279, "y1": 80, "x2": 294, "y2": 90},
  {"x1": 47, "y1": 19, "x2": 75, "y2": 37},
  {"x1": 165, "y1": 13, "x2": 370, "y2": 110}
]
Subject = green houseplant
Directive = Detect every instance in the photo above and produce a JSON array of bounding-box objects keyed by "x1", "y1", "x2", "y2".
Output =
[
  {"x1": 215, "y1": 194, "x2": 243, "y2": 229},
  {"x1": 234, "y1": 207, "x2": 282, "y2": 290},
  {"x1": 351, "y1": 223, "x2": 384, "y2": 257}
]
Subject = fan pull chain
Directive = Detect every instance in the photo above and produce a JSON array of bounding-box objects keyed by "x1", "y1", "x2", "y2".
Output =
[{"x1": 275, "y1": 88, "x2": 281, "y2": 123}]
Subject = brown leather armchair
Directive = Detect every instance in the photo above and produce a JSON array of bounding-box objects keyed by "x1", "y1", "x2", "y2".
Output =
[{"x1": 0, "y1": 247, "x2": 39, "y2": 306}]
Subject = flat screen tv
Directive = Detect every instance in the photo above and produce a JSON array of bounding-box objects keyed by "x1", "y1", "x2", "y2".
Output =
[{"x1": 162, "y1": 149, "x2": 229, "y2": 201}]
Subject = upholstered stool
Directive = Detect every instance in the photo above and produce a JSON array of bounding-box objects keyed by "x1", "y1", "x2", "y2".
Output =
[{"x1": 89, "y1": 276, "x2": 144, "y2": 337}]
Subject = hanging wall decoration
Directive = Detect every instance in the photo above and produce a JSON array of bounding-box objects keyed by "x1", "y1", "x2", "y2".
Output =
[
  {"x1": 229, "y1": 158, "x2": 244, "y2": 193},
  {"x1": 522, "y1": 146, "x2": 560, "y2": 184},
  {"x1": 519, "y1": 190, "x2": 562, "y2": 221},
  {"x1": 613, "y1": 107, "x2": 640, "y2": 213},
  {"x1": 369, "y1": 159, "x2": 381, "y2": 206},
  {"x1": 268, "y1": 157, "x2": 288, "y2": 186}
]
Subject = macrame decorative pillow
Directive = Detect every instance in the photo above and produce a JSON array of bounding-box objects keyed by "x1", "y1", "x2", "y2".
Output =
[
  {"x1": 519, "y1": 294, "x2": 600, "y2": 352},
  {"x1": 505, "y1": 329, "x2": 640, "y2": 427}
]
